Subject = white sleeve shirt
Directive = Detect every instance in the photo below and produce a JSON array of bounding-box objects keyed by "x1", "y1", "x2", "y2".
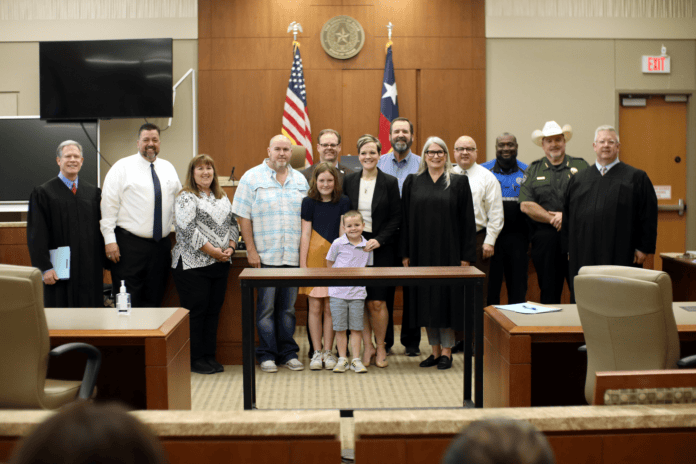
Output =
[
  {"x1": 453, "y1": 163, "x2": 504, "y2": 247},
  {"x1": 100, "y1": 153, "x2": 182, "y2": 244}
]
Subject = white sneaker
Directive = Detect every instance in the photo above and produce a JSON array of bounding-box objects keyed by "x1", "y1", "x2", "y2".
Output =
[
  {"x1": 260, "y1": 360, "x2": 277, "y2": 373},
  {"x1": 309, "y1": 350, "x2": 323, "y2": 370},
  {"x1": 283, "y1": 358, "x2": 304, "y2": 371},
  {"x1": 333, "y1": 357, "x2": 349, "y2": 373},
  {"x1": 323, "y1": 351, "x2": 338, "y2": 370},
  {"x1": 351, "y1": 358, "x2": 367, "y2": 373}
]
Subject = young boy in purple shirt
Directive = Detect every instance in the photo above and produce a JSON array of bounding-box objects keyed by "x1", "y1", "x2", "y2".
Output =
[{"x1": 326, "y1": 210, "x2": 373, "y2": 373}]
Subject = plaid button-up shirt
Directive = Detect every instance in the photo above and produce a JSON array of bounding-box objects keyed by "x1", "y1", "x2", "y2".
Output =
[{"x1": 231, "y1": 160, "x2": 308, "y2": 266}]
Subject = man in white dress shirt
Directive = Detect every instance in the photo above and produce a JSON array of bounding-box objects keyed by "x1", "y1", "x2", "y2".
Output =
[
  {"x1": 100, "y1": 123, "x2": 182, "y2": 308},
  {"x1": 452, "y1": 135, "x2": 504, "y2": 306}
]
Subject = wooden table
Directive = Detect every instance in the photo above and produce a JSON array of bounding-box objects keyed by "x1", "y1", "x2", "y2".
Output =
[
  {"x1": 483, "y1": 303, "x2": 696, "y2": 408},
  {"x1": 47, "y1": 307, "x2": 191, "y2": 410},
  {"x1": 240, "y1": 266, "x2": 485, "y2": 410},
  {"x1": 661, "y1": 253, "x2": 696, "y2": 301}
]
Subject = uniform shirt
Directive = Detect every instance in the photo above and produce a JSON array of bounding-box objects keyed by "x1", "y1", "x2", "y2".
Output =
[
  {"x1": 231, "y1": 160, "x2": 308, "y2": 266},
  {"x1": 376, "y1": 151, "x2": 421, "y2": 196},
  {"x1": 481, "y1": 158, "x2": 528, "y2": 236},
  {"x1": 326, "y1": 234, "x2": 373, "y2": 300},
  {"x1": 519, "y1": 154, "x2": 589, "y2": 214},
  {"x1": 100, "y1": 154, "x2": 182, "y2": 244},
  {"x1": 452, "y1": 163, "x2": 504, "y2": 247}
]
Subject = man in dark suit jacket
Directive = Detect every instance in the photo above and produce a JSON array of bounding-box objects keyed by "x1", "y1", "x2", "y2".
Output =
[{"x1": 301, "y1": 129, "x2": 349, "y2": 184}]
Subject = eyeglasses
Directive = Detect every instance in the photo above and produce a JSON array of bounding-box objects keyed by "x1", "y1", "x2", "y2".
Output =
[
  {"x1": 596, "y1": 140, "x2": 618, "y2": 146},
  {"x1": 319, "y1": 143, "x2": 339, "y2": 149},
  {"x1": 425, "y1": 150, "x2": 446, "y2": 158},
  {"x1": 454, "y1": 147, "x2": 476, "y2": 153}
]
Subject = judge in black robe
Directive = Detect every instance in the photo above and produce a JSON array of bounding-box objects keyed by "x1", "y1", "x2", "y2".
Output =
[
  {"x1": 27, "y1": 141, "x2": 104, "y2": 307},
  {"x1": 562, "y1": 127, "x2": 657, "y2": 289},
  {"x1": 401, "y1": 137, "x2": 477, "y2": 368}
]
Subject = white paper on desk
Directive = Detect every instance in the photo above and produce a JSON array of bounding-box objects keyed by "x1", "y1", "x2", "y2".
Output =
[
  {"x1": 495, "y1": 303, "x2": 561, "y2": 314},
  {"x1": 49, "y1": 246, "x2": 70, "y2": 279}
]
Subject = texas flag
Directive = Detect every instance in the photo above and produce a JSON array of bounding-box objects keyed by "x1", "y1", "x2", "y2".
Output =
[{"x1": 378, "y1": 45, "x2": 398, "y2": 153}]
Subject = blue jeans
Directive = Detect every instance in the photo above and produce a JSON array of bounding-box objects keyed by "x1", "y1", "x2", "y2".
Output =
[{"x1": 256, "y1": 264, "x2": 300, "y2": 363}]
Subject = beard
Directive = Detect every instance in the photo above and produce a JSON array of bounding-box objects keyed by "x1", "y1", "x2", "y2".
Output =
[
  {"x1": 392, "y1": 138, "x2": 411, "y2": 153},
  {"x1": 496, "y1": 153, "x2": 516, "y2": 170}
]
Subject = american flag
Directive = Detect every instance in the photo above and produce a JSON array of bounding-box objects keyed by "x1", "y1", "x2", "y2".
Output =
[
  {"x1": 378, "y1": 44, "x2": 399, "y2": 154},
  {"x1": 281, "y1": 45, "x2": 313, "y2": 166}
]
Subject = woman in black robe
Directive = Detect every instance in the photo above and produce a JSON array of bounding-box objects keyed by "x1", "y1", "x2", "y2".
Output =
[{"x1": 401, "y1": 136, "x2": 477, "y2": 370}]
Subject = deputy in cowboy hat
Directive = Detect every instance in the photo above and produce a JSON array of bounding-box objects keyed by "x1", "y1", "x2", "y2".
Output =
[{"x1": 519, "y1": 121, "x2": 589, "y2": 304}]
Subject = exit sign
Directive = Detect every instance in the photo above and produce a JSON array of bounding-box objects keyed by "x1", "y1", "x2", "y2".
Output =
[{"x1": 642, "y1": 55, "x2": 670, "y2": 73}]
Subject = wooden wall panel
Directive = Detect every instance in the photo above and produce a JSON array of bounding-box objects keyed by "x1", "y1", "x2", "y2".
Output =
[
  {"x1": 199, "y1": 0, "x2": 485, "y2": 177},
  {"x1": 418, "y1": 70, "x2": 486, "y2": 156}
]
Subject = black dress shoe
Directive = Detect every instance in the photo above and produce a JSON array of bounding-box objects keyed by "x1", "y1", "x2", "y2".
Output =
[
  {"x1": 437, "y1": 355, "x2": 453, "y2": 370},
  {"x1": 405, "y1": 346, "x2": 421, "y2": 357},
  {"x1": 451, "y1": 340, "x2": 464, "y2": 354},
  {"x1": 419, "y1": 355, "x2": 441, "y2": 367},
  {"x1": 191, "y1": 359, "x2": 215, "y2": 375},
  {"x1": 206, "y1": 357, "x2": 224, "y2": 373}
]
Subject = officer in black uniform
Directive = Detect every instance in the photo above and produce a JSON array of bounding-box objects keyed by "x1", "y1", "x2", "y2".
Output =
[{"x1": 519, "y1": 121, "x2": 588, "y2": 304}]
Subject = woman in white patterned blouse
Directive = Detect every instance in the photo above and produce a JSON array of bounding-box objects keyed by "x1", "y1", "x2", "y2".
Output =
[{"x1": 171, "y1": 154, "x2": 239, "y2": 375}]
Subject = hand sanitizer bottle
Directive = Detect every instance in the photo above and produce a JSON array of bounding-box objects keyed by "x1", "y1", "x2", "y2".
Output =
[{"x1": 116, "y1": 280, "x2": 131, "y2": 315}]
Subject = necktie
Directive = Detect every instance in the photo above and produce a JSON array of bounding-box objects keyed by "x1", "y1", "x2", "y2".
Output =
[
  {"x1": 600, "y1": 166, "x2": 607, "y2": 176},
  {"x1": 71, "y1": 182, "x2": 77, "y2": 195},
  {"x1": 151, "y1": 163, "x2": 162, "y2": 241}
]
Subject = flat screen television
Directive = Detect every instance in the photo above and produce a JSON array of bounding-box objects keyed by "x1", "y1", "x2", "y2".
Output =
[
  {"x1": 40, "y1": 38, "x2": 173, "y2": 120},
  {"x1": 0, "y1": 117, "x2": 98, "y2": 206}
]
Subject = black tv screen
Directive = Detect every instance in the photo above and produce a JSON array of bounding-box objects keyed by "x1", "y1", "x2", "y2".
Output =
[
  {"x1": 0, "y1": 117, "x2": 98, "y2": 204},
  {"x1": 40, "y1": 38, "x2": 173, "y2": 120}
]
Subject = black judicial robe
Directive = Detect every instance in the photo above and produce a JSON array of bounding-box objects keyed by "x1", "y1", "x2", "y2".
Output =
[
  {"x1": 563, "y1": 162, "x2": 658, "y2": 280},
  {"x1": 401, "y1": 172, "x2": 477, "y2": 330},
  {"x1": 27, "y1": 177, "x2": 104, "y2": 307}
]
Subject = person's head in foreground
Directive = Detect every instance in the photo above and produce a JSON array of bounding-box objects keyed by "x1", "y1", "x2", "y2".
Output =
[
  {"x1": 9, "y1": 401, "x2": 168, "y2": 464},
  {"x1": 441, "y1": 417, "x2": 555, "y2": 464}
]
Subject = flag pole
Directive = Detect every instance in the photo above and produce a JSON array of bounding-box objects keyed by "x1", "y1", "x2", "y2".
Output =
[
  {"x1": 282, "y1": 21, "x2": 313, "y2": 167},
  {"x1": 378, "y1": 22, "x2": 398, "y2": 154}
]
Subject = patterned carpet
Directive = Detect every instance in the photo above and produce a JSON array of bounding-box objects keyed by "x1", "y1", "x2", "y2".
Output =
[{"x1": 191, "y1": 327, "x2": 468, "y2": 411}]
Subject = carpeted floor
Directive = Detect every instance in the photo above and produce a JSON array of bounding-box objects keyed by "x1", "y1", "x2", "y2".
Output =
[{"x1": 191, "y1": 327, "x2": 468, "y2": 411}]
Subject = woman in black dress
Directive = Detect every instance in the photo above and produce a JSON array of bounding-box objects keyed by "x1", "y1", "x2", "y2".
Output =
[
  {"x1": 401, "y1": 136, "x2": 476, "y2": 370},
  {"x1": 343, "y1": 135, "x2": 401, "y2": 368}
]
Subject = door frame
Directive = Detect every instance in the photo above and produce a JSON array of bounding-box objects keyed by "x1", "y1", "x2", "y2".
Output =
[{"x1": 615, "y1": 90, "x2": 694, "y2": 250}]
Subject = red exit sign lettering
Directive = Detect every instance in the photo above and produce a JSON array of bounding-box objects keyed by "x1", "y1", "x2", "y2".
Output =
[{"x1": 642, "y1": 55, "x2": 671, "y2": 73}]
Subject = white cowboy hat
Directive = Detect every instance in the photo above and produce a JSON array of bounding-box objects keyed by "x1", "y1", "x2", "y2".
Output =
[{"x1": 531, "y1": 121, "x2": 573, "y2": 147}]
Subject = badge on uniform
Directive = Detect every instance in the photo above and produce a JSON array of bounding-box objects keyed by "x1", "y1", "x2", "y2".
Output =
[
  {"x1": 536, "y1": 176, "x2": 546, "y2": 180},
  {"x1": 570, "y1": 167, "x2": 578, "y2": 174}
]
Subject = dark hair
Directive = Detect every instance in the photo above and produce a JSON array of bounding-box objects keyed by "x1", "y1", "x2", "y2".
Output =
[
  {"x1": 138, "y1": 123, "x2": 161, "y2": 137},
  {"x1": 9, "y1": 401, "x2": 168, "y2": 464},
  {"x1": 357, "y1": 134, "x2": 382, "y2": 155},
  {"x1": 496, "y1": 132, "x2": 518, "y2": 145},
  {"x1": 307, "y1": 162, "x2": 342, "y2": 203},
  {"x1": 389, "y1": 117, "x2": 413, "y2": 135},
  {"x1": 180, "y1": 154, "x2": 225, "y2": 200},
  {"x1": 318, "y1": 129, "x2": 341, "y2": 145},
  {"x1": 441, "y1": 418, "x2": 555, "y2": 464}
]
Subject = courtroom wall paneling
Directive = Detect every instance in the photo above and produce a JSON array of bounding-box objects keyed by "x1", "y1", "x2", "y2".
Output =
[
  {"x1": 200, "y1": 0, "x2": 486, "y2": 178},
  {"x1": 419, "y1": 69, "x2": 486, "y2": 156}
]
